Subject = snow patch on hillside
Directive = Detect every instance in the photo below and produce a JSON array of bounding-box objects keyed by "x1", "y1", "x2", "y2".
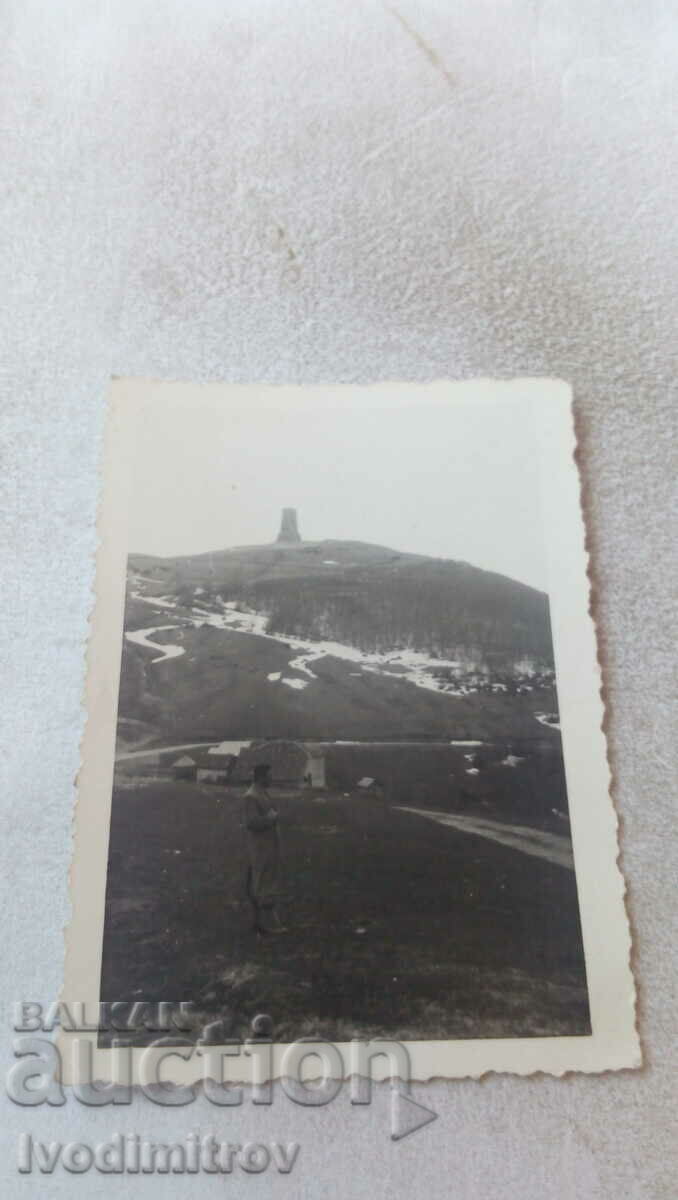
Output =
[
  {"x1": 128, "y1": 592, "x2": 477, "y2": 695},
  {"x1": 128, "y1": 589, "x2": 553, "y2": 708},
  {"x1": 536, "y1": 713, "x2": 560, "y2": 730},
  {"x1": 184, "y1": 598, "x2": 474, "y2": 697},
  {"x1": 288, "y1": 653, "x2": 318, "y2": 679},
  {"x1": 130, "y1": 592, "x2": 178, "y2": 610},
  {"x1": 125, "y1": 626, "x2": 185, "y2": 663}
]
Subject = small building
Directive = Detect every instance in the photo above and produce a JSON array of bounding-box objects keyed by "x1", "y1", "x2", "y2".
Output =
[
  {"x1": 197, "y1": 767, "x2": 231, "y2": 785},
  {"x1": 172, "y1": 755, "x2": 197, "y2": 782},
  {"x1": 304, "y1": 743, "x2": 327, "y2": 789},
  {"x1": 208, "y1": 740, "x2": 251, "y2": 759},
  {"x1": 192, "y1": 746, "x2": 238, "y2": 785},
  {"x1": 356, "y1": 776, "x2": 383, "y2": 797},
  {"x1": 234, "y1": 740, "x2": 326, "y2": 788}
]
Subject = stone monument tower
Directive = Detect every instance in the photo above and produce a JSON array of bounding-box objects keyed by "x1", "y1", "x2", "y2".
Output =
[{"x1": 276, "y1": 507, "x2": 301, "y2": 544}]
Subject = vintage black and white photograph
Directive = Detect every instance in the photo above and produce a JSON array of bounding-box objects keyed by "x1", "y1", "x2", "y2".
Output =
[{"x1": 65, "y1": 379, "x2": 637, "y2": 1079}]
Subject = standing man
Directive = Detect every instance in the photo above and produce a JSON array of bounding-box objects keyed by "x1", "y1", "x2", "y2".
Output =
[{"x1": 243, "y1": 763, "x2": 287, "y2": 933}]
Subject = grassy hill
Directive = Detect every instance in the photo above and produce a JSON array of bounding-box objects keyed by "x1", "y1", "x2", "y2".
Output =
[
  {"x1": 129, "y1": 537, "x2": 554, "y2": 669},
  {"x1": 119, "y1": 622, "x2": 559, "y2": 744},
  {"x1": 100, "y1": 780, "x2": 588, "y2": 1043},
  {"x1": 119, "y1": 537, "x2": 561, "y2": 749}
]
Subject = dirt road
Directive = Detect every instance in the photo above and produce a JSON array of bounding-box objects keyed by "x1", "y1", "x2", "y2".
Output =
[{"x1": 396, "y1": 807, "x2": 574, "y2": 870}]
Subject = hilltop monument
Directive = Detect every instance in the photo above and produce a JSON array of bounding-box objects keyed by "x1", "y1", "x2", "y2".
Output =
[{"x1": 276, "y1": 507, "x2": 301, "y2": 544}]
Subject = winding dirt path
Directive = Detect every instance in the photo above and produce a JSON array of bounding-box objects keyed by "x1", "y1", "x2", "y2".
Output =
[{"x1": 396, "y1": 806, "x2": 574, "y2": 870}]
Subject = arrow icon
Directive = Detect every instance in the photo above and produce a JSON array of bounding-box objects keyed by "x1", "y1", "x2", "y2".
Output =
[{"x1": 390, "y1": 1087, "x2": 438, "y2": 1141}]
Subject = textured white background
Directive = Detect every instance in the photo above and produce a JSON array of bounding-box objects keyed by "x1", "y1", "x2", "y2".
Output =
[{"x1": 1, "y1": 1, "x2": 676, "y2": 1196}]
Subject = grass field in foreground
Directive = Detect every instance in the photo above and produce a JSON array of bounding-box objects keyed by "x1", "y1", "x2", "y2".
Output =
[{"x1": 100, "y1": 780, "x2": 589, "y2": 1045}]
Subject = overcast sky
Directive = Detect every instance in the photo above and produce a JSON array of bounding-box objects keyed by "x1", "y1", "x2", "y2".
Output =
[{"x1": 129, "y1": 396, "x2": 548, "y2": 591}]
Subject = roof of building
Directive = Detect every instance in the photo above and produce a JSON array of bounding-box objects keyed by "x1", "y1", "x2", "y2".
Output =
[
  {"x1": 357, "y1": 776, "x2": 376, "y2": 788},
  {"x1": 172, "y1": 755, "x2": 196, "y2": 767},
  {"x1": 208, "y1": 740, "x2": 251, "y2": 756}
]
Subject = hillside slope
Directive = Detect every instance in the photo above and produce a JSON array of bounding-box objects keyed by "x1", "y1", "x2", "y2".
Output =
[
  {"x1": 119, "y1": 538, "x2": 559, "y2": 748},
  {"x1": 129, "y1": 538, "x2": 553, "y2": 670}
]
